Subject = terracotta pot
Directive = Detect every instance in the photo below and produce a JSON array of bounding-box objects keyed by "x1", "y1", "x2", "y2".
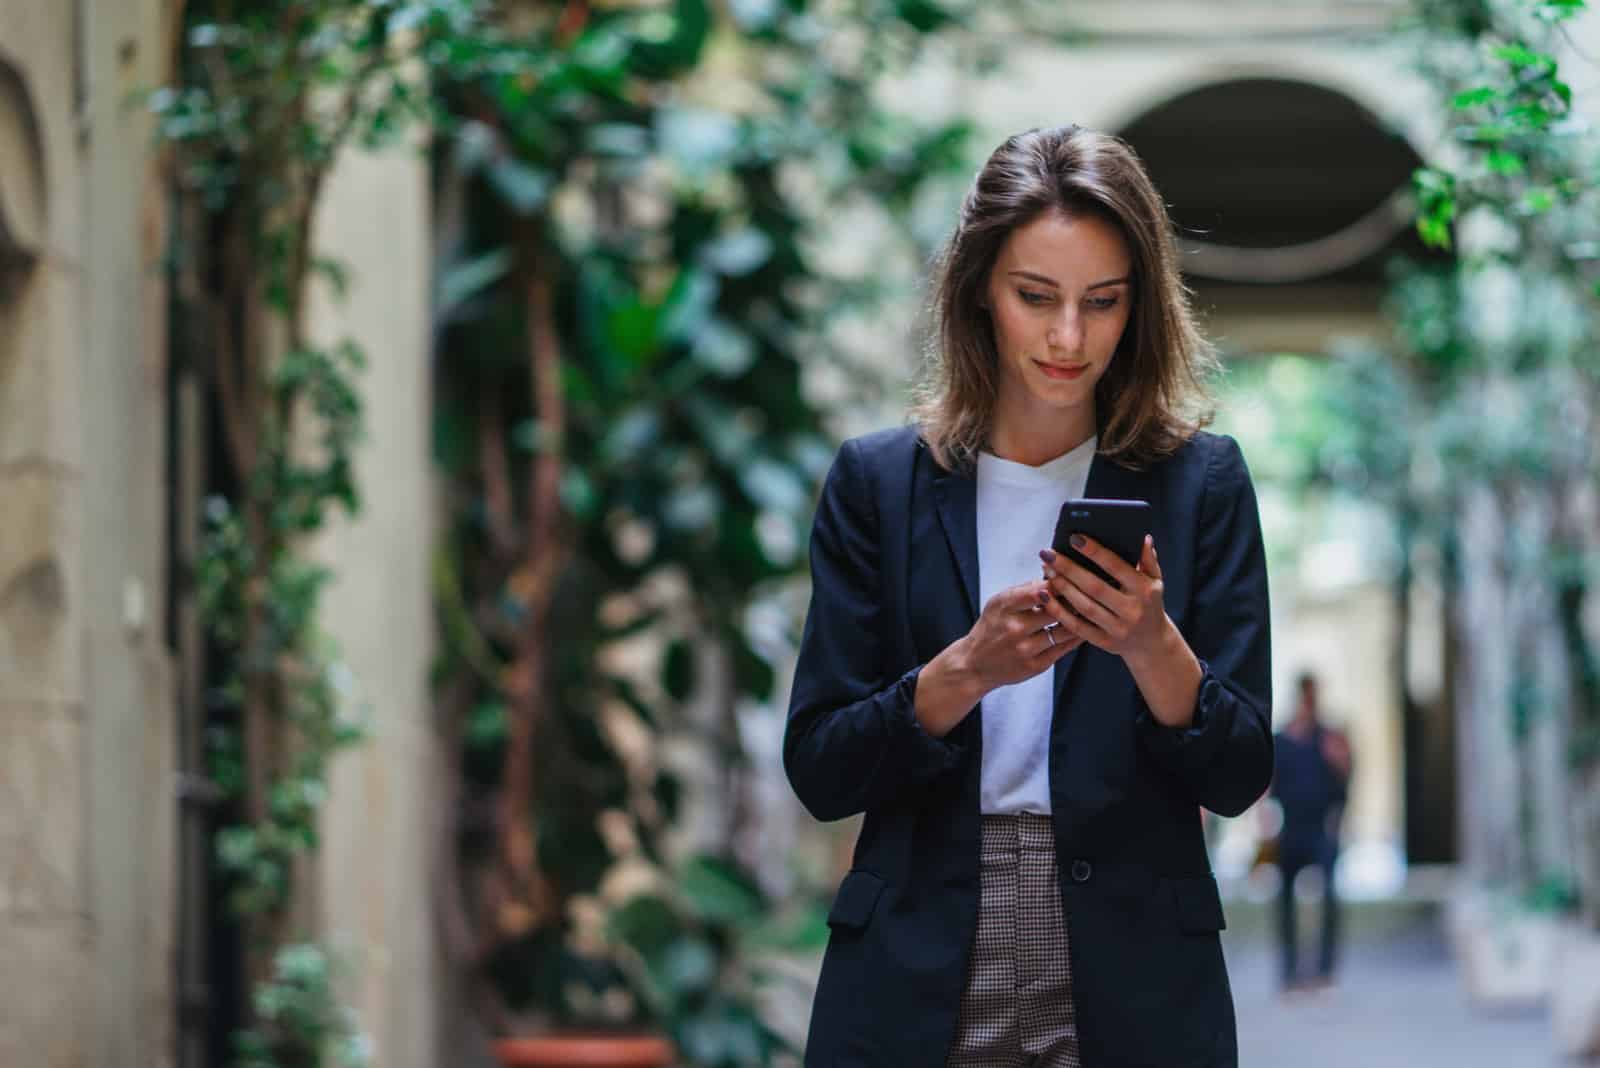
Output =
[{"x1": 491, "y1": 1034, "x2": 675, "y2": 1068}]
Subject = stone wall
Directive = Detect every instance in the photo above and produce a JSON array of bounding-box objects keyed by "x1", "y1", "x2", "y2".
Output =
[{"x1": 0, "y1": 2, "x2": 177, "y2": 1066}]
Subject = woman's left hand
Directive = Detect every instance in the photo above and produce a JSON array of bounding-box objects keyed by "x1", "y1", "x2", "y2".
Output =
[{"x1": 1038, "y1": 535, "x2": 1170, "y2": 661}]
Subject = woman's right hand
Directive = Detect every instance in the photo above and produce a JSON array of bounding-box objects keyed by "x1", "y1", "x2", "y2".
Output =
[{"x1": 914, "y1": 581, "x2": 1082, "y2": 737}]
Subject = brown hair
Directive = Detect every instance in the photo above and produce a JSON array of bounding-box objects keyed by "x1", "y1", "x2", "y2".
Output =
[{"x1": 910, "y1": 124, "x2": 1219, "y2": 472}]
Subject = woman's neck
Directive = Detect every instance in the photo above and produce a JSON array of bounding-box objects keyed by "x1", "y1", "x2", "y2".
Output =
[{"x1": 987, "y1": 408, "x2": 1097, "y2": 468}]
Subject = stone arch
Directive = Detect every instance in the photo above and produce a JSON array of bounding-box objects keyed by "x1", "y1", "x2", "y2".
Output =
[
  {"x1": 0, "y1": 49, "x2": 61, "y2": 694},
  {"x1": 1113, "y1": 75, "x2": 1438, "y2": 285},
  {"x1": 1112, "y1": 74, "x2": 1459, "y2": 867},
  {"x1": 0, "y1": 54, "x2": 46, "y2": 298}
]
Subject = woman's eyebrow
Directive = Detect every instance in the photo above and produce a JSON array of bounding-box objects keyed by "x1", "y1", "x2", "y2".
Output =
[
  {"x1": 1007, "y1": 269, "x2": 1130, "y2": 290},
  {"x1": 1087, "y1": 275, "x2": 1132, "y2": 290}
]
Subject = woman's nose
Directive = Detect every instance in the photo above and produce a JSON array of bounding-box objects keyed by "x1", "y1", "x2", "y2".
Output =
[{"x1": 1047, "y1": 311, "x2": 1083, "y2": 352}]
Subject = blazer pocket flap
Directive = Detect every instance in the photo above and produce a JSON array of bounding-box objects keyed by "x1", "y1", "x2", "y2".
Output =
[
  {"x1": 827, "y1": 869, "x2": 886, "y2": 931},
  {"x1": 1171, "y1": 874, "x2": 1226, "y2": 933}
]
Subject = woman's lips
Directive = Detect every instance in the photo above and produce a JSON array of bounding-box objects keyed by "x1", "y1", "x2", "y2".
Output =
[{"x1": 1035, "y1": 361, "x2": 1088, "y2": 380}]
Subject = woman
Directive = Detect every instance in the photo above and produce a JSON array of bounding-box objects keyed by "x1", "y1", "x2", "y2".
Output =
[{"x1": 783, "y1": 124, "x2": 1273, "y2": 1068}]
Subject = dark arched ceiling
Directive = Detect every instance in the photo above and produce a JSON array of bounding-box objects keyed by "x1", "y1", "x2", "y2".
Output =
[{"x1": 1116, "y1": 77, "x2": 1445, "y2": 283}]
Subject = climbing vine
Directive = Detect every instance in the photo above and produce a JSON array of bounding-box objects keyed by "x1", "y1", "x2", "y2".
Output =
[{"x1": 153, "y1": 2, "x2": 478, "y2": 1064}]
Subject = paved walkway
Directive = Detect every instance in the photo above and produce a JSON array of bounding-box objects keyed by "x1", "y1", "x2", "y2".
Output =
[
  {"x1": 1226, "y1": 919, "x2": 1561, "y2": 1067},
  {"x1": 766, "y1": 905, "x2": 1568, "y2": 1066}
]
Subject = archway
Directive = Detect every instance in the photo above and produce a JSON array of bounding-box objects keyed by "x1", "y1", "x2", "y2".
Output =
[
  {"x1": 1117, "y1": 77, "x2": 1458, "y2": 873},
  {"x1": 0, "y1": 56, "x2": 45, "y2": 372}
]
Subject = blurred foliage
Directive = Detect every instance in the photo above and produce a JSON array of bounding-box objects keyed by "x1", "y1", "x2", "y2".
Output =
[
  {"x1": 1408, "y1": 0, "x2": 1597, "y2": 268},
  {"x1": 1226, "y1": 0, "x2": 1600, "y2": 922},
  {"x1": 1323, "y1": 0, "x2": 1600, "y2": 918},
  {"x1": 423, "y1": 0, "x2": 1012, "y2": 1057},
  {"x1": 152, "y1": 3, "x2": 480, "y2": 1065}
]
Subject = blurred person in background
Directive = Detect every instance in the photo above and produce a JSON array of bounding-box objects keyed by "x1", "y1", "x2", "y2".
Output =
[
  {"x1": 1271, "y1": 671, "x2": 1352, "y2": 995},
  {"x1": 783, "y1": 123, "x2": 1273, "y2": 1068}
]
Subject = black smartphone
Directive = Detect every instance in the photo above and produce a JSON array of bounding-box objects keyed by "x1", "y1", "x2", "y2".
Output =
[{"x1": 1051, "y1": 498, "x2": 1152, "y2": 591}]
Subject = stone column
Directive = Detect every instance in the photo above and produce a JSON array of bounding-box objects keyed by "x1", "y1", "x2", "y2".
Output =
[
  {"x1": 0, "y1": 9, "x2": 94, "y2": 1068},
  {"x1": 306, "y1": 131, "x2": 442, "y2": 1068},
  {"x1": 0, "y1": 3, "x2": 178, "y2": 1067}
]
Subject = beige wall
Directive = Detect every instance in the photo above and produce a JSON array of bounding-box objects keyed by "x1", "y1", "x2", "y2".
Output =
[
  {"x1": 308, "y1": 133, "x2": 443, "y2": 1068},
  {"x1": 0, "y1": 2, "x2": 177, "y2": 1067}
]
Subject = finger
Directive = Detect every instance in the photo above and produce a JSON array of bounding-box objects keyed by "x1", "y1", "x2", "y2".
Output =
[
  {"x1": 1038, "y1": 589, "x2": 1086, "y2": 635},
  {"x1": 1138, "y1": 535, "x2": 1162, "y2": 579},
  {"x1": 1024, "y1": 628, "x2": 1083, "y2": 669},
  {"x1": 1061, "y1": 535, "x2": 1144, "y2": 594},
  {"x1": 1053, "y1": 578, "x2": 1119, "y2": 640},
  {"x1": 998, "y1": 580, "x2": 1054, "y2": 615},
  {"x1": 1044, "y1": 561, "x2": 1130, "y2": 622}
]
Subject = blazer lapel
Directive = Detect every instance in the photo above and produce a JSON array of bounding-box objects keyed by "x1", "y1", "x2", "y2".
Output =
[
  {"x1": 932, "y1": 464, "x2": 980, "y2": 624},
  {"x1": 1052, "y1": 448, "x2": 1151, "y2": 707}
]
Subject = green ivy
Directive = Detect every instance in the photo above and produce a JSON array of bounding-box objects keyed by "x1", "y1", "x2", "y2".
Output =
[{"x1": 152, "y1": 2, "x2": 481, "y2": 1065}]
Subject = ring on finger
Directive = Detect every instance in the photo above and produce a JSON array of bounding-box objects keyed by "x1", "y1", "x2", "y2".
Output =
[{"x1": 1045, "y1": 628, "x2": 1057, "y2": 647}]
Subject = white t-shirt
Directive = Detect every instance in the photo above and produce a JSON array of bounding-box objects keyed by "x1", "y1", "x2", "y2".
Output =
[{"x1": 975, "y1": 435, "x2": 1097, "y2": 814}]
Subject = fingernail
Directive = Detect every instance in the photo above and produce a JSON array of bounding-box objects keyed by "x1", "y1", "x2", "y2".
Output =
[
  {"x1": 1069, "y1": 534, "x2": 1085, "y2": 549},
  {"x1": 1036, "y1": 588, "x2": 1048, "y2": 604},
  {"x1": 1038, "y1": 548, "x2": 1056, "y2": 563}
]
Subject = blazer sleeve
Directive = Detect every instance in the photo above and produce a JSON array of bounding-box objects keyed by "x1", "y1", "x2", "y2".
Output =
[
  {"x1": 1134, "y1": 434, "x2": 1274, "y2": 817},
  {"x1": 782, "y1": 437, "x2": 968, "y2": 822}
]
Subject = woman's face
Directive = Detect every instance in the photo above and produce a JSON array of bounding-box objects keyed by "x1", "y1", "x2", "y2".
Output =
[{"x1": 983, "y1": 210, "x2": 1134, "y2": 430}]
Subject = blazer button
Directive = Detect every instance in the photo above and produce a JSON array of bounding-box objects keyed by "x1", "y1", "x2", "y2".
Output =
[{"x1": 1070, "y1": 859, "x2": 1092, "y2": 883}]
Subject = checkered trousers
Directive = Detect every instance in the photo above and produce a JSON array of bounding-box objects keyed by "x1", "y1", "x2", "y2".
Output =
[{"x1": 944, "y1": 812, "x2": 1081, "y2": 1068}]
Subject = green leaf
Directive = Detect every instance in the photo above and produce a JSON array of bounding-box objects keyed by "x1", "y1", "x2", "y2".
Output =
[
  {"x1": 569, "y1": 25, "x2": 632, "y2": 79},
  {"x1": 659, "y1": 268, "x2": 719, "y2": 343},
  {"x1": 727, "y1": 0, "x2": 780, "y2": 30},
  {"x1": 699, "y1": 228, "x2": 774, "y2": 276},
  {"x1": 608, "y1": 893, "x2": 683, "y2": 959},
  {"x1": 1535, "y1": 0, "x2": 1587, "y2": 21},
  {"x1": 690, "y1": 318, "x2": 756, "y2": 378},
  {"x1": 895, "y1": 0, "x2": 957, "y2": 32},
  {"x1": 1486, "y1": 149, "x2": 1525, "y2": 175},
  {"x1": 561, "y1": 467, "x2": 599, "y2": 520},
  {"x1": 679, "y1": 854, "x2": 765, "y2": 925},
  {"x1": 657, "y1": 107, "x2": 741, "y2": 177},
  {"x1": 1417, "y1": 216, "x2": 1453, "y2": 251},
  {"x1": 487, "y1": 156, "x2": 553, "y2": 214},
  {"x1": 1452, "y1": 86, "x2": 1499, "y2": 110},
  {"x1": 1519, "y1": 186, "x2": 1556, "y2": 214},
  {"x1": 599, "y1": 408, "x2": 663, "y2": 466},
  {"x1": 605, "y1": 298, "x2": 665, "y2": 369},
  {"x1": 656, "y1": 937, "x2": 717, "y2": 995},
  {"x1": 737, "y1": 457, "x2": 807, "y2": 513},
  {"x1": 464, "y1": 700, "x2": 508, "y2": 752},
  {"x1": 663, "y1": 484, "x2": 720, "y2": 532},
  {"x1": 1493, "y1": 43, "x2": 1554, "y2": 72},
  {"x1": 436, "y1": 248, "x2": 513, "y2": 319},
  {"x1": 586, "y1": 123, "x2": 652, "y2": 157}
]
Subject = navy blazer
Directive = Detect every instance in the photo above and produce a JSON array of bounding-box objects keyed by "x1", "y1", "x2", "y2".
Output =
[{"x1": 783, "y1": 426, "x2": 1273, "y2": 1068}]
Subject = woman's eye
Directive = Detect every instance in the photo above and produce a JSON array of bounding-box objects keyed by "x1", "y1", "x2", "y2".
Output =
[
  {"x1": 1088, "y1": 297, "x2": 1120, "y2": 310},
  {"x1": 1018, "y1": 290, "x2": 1049, "y2": 305}
]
